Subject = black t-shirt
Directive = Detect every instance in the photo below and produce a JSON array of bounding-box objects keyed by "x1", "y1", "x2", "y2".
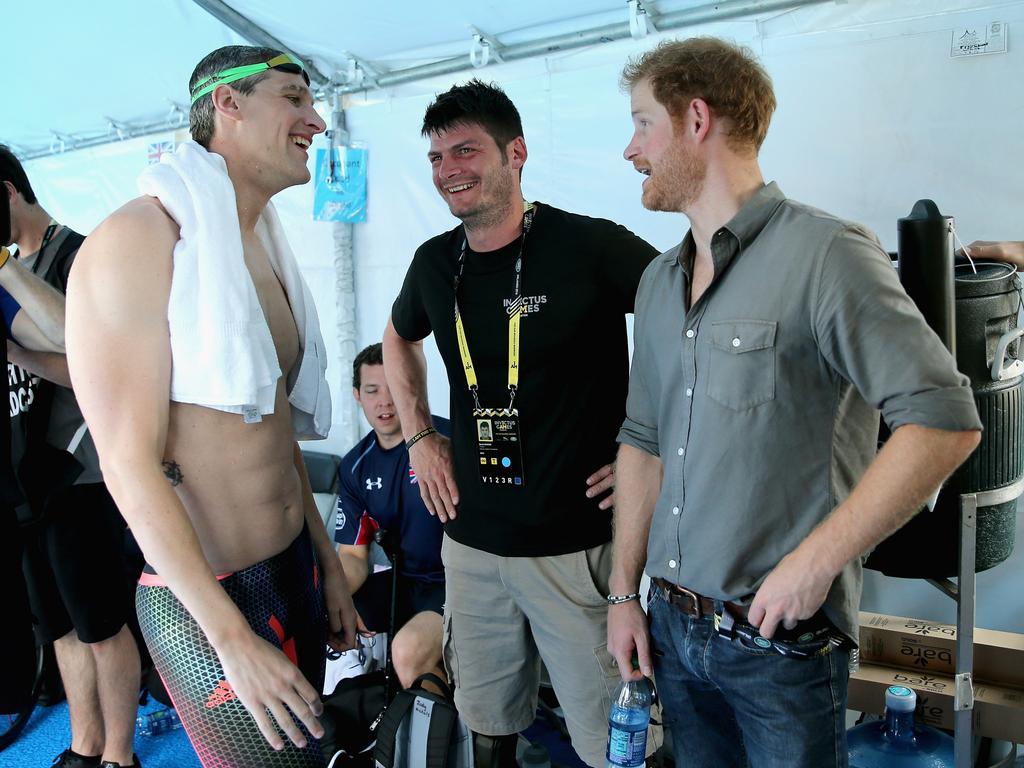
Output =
[
  {"x1": 392, "y1": 203, "x2": 657, "y2": 556},
  {"x1": 0, "y1": 289, "x2": 35, "y2": 500}
]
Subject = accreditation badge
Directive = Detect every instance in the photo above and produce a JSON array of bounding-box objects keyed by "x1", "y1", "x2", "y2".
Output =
[{"x1": 473, "y1": 408, "x2": 525, "y2": 487}]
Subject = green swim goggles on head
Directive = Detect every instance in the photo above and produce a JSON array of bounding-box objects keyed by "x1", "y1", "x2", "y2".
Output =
[{"x1": 190, "y1": 53, "x2": 309, "y2": 104}]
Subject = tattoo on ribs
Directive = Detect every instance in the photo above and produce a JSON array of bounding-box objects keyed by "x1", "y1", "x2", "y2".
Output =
[{"x1": 162, "y1": 460, "x2": 184, "y2": 487}]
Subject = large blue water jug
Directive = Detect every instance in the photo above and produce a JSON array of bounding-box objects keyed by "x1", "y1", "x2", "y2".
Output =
[{"x1": 848, "y1": 686, "x2": 955, "y2": 767}]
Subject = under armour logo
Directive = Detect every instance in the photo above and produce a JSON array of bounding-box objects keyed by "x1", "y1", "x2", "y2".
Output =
[{"x1": 366, "y1": 477, "x2": 383, "y2": 490}]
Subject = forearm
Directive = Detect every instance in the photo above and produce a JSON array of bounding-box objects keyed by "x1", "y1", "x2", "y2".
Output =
[
  {"x1": 609, "y1": 443, "x2": 663, "y2": 594},
  {"x1": 0, "y1": 255, "x2": 67, "y2": 346},
  {"x1": 292, "y1": 443, "x2": 346, "y2": 580},
  {"x1": 338, "y1": 549, "x2": 368, "y2": 594},
  {"x1": 103, "y1": 458, "x2": 252, "y2": 646},
  {"x1": 382, "y1": 319, "x2": 433, "y2": 438},
  {"x1": 796, "y1": 424, "x2": 981, "y2": 578},
  {"x1": 5, "y1": 345, "x2": 72, "y2": 386}
]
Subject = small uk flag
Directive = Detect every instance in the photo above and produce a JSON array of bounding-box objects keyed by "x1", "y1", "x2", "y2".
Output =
[
  {"x1": 409, "y1": 466, "x2": 418, "y2": 485},
  {"x1": 147, "y1": 140, "x2": 176, "y2": 165}
]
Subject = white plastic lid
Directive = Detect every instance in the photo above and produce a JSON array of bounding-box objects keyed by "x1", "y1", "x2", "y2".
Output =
[{"x1": 885, "y1": 685, "x2": 916, "y2": 712}]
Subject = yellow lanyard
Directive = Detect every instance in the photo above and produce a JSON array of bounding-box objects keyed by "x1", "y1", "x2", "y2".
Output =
[{"x1": 454, "y1": 203, "x2": 535, "y2": 409}]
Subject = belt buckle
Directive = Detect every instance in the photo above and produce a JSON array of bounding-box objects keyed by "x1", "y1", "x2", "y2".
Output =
[{"x1": 673, "y1": 584, "x2": 702, "y2": 619}]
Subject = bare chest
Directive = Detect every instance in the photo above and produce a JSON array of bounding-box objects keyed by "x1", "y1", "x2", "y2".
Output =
[{"x1": 243, "y1": 237, "x2": 299, "y2": 375}]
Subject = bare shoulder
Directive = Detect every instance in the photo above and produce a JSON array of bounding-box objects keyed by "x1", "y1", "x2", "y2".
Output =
[
  {"x1": 75, "y1": 196, "x2": 180, "y2": 281},
  {"x1": 69, "y1": 196, "x2": 180, "y2": 322}
]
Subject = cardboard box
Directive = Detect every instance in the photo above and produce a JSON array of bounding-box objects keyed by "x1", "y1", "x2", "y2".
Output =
[
  {"x1": 848, "y1": 663, "x2": 1024, "y2": 742},
  {"x1": 859, "y1": 612, "x2": 1024, "y2": 690}
]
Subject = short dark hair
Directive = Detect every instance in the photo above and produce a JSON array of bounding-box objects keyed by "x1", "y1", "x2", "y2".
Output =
[
  {"x1": 0, "y1": 144, "x2": 37, "y2": 205},
  {"x1": 189, "y1": 45, "x2": 287, "y2": 148},
  {"x1": 353, "y1": 343, "x2": 384, "y2": 389},
  {"x1": 621, "y1": 37, "x2": 776, "y2": 152},
  {"x1": 421, "y1": 79, "x2": 524, "y2": 152}
]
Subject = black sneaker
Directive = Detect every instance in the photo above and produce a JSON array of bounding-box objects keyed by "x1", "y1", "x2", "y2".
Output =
[
  {"x1": 50, "y1": 750, "x2": 101, "y2": 768},
  {"x1": 98, "y1": 758, "x2": 142, "y2": 768}
]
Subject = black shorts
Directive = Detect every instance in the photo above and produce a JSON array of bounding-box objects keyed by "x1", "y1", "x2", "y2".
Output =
[
  {"x1": 353, "y1": 569, "x2": 445, "y2": 633},
  {"x1": 21, "y1": 483, "x2": 139, "y2": 644}
]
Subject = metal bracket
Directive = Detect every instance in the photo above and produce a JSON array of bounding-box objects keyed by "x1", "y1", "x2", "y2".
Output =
[
  {"x1": 49, "y1": 131, "x2": 77, "y2": 154},
  {"x1": 104, "y1": 118, "x2": 133, "y2": 141},
  {"x1": 469, "y1": 26, "x2": 505, "y2": 68},
  {"x1": 165, "y1": 101, "x2": 189, "y2": 126},
  {"x1": 340, "y1": 52, "x2": 379, "y2": 89},
  {"x1": 954, "y1": 672, "x2": 974, "y2": 711},
  {"x1": 628, "y1": 0, "x2": 657, "y2": 39}
]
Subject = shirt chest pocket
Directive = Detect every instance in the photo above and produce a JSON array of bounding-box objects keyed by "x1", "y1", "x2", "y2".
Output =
[{"x1": 705, "y1": 320, "x2": 777, "y2": 411}]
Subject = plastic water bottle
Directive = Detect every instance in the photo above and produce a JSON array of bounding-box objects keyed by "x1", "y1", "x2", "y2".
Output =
[
  {"x1": 848, "y1": 686, "x2": 954, "y2": 767},
  {"x1": 136, "y1": 706, "x2": 184, "y2": 736},
  {"x1": 605, "y1": 678, "x2": 653, "y2": 768}
]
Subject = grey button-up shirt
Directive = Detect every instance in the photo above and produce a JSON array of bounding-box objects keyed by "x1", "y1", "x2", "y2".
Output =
[{"x1": 618, "y1": 183, "x2": 981, "y2": 640}]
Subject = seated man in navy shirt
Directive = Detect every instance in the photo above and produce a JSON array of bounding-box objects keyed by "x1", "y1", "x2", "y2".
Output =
[{"x1": 335, "y1": 343, "x2": 448, "y2": 689}]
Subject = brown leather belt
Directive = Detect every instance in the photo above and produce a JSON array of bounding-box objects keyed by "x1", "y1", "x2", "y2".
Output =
[{"x1": 651, "y1": 577, "x2": 749, "y2": 620}]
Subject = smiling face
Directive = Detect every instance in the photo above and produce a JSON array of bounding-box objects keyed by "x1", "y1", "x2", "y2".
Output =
[
  {"x1": 355, "y1": 363, "x2": 402, "y2": 447},
  {"x1": 225, "y1": 69, "x2": 326, "y2": 192},
  {"x1": 427, "y1": 122, "x2": 524, "y2": 230},
  {"x1": 624, "y1": 78, "x2": 706, "y2": 214}
]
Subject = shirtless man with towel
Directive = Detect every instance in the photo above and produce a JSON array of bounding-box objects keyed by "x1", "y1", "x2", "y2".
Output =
[{"x1": 66, "y1": 46, "x2": 356, "y2": 768}]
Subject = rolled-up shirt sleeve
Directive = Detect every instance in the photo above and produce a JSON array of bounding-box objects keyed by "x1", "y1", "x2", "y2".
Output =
[
  {"x1": 618, "y1": 269, "x2": 661, "y2": 456},
  {"x1": 812, "y1": 226, "x2": 982, "y2": 433}
]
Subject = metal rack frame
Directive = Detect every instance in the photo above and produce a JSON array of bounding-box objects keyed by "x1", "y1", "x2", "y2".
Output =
[{"x1": 926, "y1": 478, "x2": 1024, "y2": 768}]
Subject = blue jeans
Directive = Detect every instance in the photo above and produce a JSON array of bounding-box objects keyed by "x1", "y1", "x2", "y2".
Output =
[{"x1": 648, "y1": 588, "x2": 849, "y2": 768}]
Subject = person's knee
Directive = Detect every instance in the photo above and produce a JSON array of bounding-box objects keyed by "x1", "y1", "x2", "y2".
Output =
[
  {"x1": 391, "y1": 630, "x2": 428, "y2": 686},
  {"x1": 391, "y1": 618, "x2": 442, "y2": 687},
  {"x1": 88, "y1": 625, "x2": 138, "y2": 659}
]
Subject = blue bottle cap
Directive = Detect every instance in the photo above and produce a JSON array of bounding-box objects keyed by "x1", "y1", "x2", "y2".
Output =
[{"x1": 885, "y1": 685, "x2": 917, "y2": 712}]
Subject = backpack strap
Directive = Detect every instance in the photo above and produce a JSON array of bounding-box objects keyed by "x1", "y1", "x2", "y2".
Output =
[
  {"x1": 423, "y1": 699, "x2": 458, "y2": 768},
  {"x1": 410, "y1": 673, "x2": 453, "y2": 701},
  {"x1": 373, "y1": 690, "x2": 416, "y2": 768}
]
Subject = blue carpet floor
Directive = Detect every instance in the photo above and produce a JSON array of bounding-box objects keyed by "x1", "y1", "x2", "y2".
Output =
[
  {"x1": 0, "y1": 698, "x2": 200, "y2": 768},
  {"x1": 0, "y1": 700, "x2": 587, "y2": 768}
]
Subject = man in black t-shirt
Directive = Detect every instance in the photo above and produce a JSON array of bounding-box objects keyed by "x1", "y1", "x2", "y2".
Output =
[
  {"x1": 383, "y1": 81, "x2": 657, "y2": 767},
  {"x1": 3, "y1": 144, "x2": 142, "y2": 768}
]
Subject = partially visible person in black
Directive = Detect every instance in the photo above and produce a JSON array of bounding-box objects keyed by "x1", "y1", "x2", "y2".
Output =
[
  {"x1": 0, "y1": 163, "x2": 72, "y2": 725},
  {"x1": 2, "y1": 144, "x2": 143, "y2": 768}
]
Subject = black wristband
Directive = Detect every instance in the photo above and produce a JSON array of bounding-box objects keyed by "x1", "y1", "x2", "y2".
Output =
[
  {"x1": 406, "y1": 426, "x2": 438, "y2": 450},
  {"x1": 606, "y1": 592, "x2": 641, "y2": 605}
]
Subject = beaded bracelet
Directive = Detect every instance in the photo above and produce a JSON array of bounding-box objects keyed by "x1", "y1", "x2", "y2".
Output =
[{"x1": 406, "y1": 426, "x2": 438, "y2": 450}]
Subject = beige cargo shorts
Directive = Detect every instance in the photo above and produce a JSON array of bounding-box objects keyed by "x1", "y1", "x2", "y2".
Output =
[{"x1": 440, "y1": 534, "x2": 621, "y2": 767}]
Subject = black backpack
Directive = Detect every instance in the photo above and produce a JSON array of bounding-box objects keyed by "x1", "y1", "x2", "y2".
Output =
[{"x1": 373, "y1": 673, "x2": 474, "y2": 768}]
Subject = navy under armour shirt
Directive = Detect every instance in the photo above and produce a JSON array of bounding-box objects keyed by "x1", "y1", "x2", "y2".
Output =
[{"x1": 334, "y1": 416, "x2": 449, "y2": 583}]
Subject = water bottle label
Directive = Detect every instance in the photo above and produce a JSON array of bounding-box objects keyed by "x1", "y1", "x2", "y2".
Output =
[{"x1": 607, "y1": 725, "x2": 647, "y2": 767}]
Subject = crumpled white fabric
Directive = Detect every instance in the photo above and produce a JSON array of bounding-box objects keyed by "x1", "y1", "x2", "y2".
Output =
[{"x1": 137, "y1": 140, "x2": 331, "y2": 439}]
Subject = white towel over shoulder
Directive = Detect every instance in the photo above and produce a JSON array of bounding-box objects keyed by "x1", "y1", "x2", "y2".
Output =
[{"x1": 137, "y1": 140, "x2": 331, "y2": 439}]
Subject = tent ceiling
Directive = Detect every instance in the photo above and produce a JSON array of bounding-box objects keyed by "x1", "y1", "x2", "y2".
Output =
[{"x1": 6, "y1": 0, "x2": 807, "y2": 158}]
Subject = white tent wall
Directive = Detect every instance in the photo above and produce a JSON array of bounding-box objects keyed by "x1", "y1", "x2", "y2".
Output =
[{"x1": 22, "y1": 0, "x2": 1024, "y2": 631}]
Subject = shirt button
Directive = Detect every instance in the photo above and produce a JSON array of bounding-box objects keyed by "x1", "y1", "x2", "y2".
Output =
[
  {"x1": 668, "y1": 559, "x2": 677, "y2": 569},
  {"x1": 732, "y1": 337, "x2": 741, "y2": 347},
  {"x1": 685, "y1": 329, "x2": 695, "y2": 338},
  {"x1": 677, "y1": 447, "x2": 684, "y2": 456},
  {"x1": 672, "y1": 506, "x2": 680, "y2": 515},
  {"x1": 685, "y1": 387, "x2": 693, "y2": 397}
]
